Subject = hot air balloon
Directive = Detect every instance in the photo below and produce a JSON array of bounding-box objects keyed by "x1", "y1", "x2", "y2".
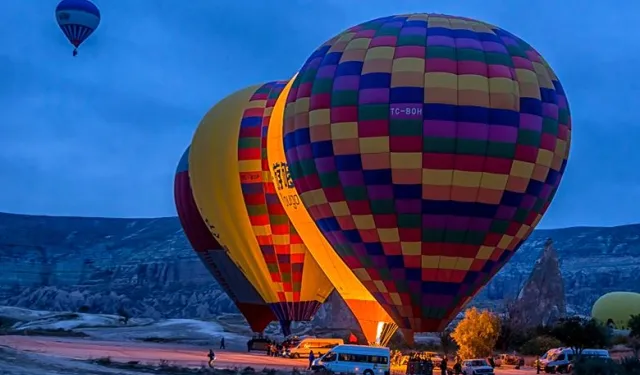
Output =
[
  {"x1": 592, "y1": 292, "x2": 640, "y2": 330},
  {"x1": 282, "y1": 14, "x2": 571, "y2": 343},
  {"x1": 55, "y1": 0, "x2": 101, "y2": 56},
  {"x1": 189, "y1": 83, "x2": 334, "y2": 336},
  {"x1": 267, "y1": 77, "x2": 398, "y2": 346},
  {"x1": 174, "y1": 147, "x2": 275, "y2": 333}
]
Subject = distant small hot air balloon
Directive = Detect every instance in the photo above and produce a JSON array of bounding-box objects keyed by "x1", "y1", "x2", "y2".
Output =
[{"x1": 55, "y1": 0, "x2": 101, "y2": 56}]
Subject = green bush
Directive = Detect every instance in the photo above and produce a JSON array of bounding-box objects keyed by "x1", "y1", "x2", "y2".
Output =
[
  {"x1": 619, "y1": 356, "x2": 640, "y2": 375},
  {"x1": 519, "y1": 335, "x2": 564, "y2": 355},
  {"x1": 611, "y1": 335, "x2": 631, "y2": 346},
  {"x1": 573, "y1": 359, "x2": 622, "y2": 375}
]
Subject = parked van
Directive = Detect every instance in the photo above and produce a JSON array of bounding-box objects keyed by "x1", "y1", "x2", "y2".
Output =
[
  {"x1": 542, "y1": 348, "x2": 610, "y2": 373},
  {"x1": 312, "y1": 345, "x2": 390, "y2": 375},
  {"x1": 286, "y1": 338, "x2": 344, "y2": 358}
]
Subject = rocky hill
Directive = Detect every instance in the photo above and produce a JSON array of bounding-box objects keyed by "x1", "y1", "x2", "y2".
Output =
[{"x1": 1, "y1": 212, "x2": 639, "y2": 322}]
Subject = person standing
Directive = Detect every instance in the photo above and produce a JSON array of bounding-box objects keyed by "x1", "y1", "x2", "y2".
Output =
[
  {"x1": 207, "y1": 349, "x2": 216, "y2": 368},
  {"x1": 440, "y1": 357, "x2": 448, "y2": 375},
  {"x1": 219, "y1": 336, "x2": 225, "y2": 349},
  {"x1": 308, "y1": 350, "x2": 315, "y2": 370},
  {"x1": 488, "y1": 356, "x2": 495, "y2": 368},
  {"x1": 453, "y1": 357, "x2": 462, "y2": 375}
]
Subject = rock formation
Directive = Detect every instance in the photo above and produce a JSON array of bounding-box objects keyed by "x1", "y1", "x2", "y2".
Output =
[
  {"x1": 509, "y1": 238, "x2": 567, "y2": 327},
  {"x1": 1, "y1": 212, "x2": 640, "y2": 321}
]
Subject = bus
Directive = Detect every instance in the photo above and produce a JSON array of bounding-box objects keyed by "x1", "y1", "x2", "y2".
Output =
[{"x1": 312, "y1": 344, "x2": 390, "y2": 375}]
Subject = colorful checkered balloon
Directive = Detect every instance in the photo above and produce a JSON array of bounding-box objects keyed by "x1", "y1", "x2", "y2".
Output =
[
  {"x1": 282, "y1": 14, "x2": 571, "y2": 336},
  {"x1": 238, "y1": 81, "x2": 334, "y2": 336}
]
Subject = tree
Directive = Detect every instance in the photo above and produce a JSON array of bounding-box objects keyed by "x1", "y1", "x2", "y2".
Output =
[
  {"x1": 495, "y1": 301, "x2": 531, "y2": 351},
  {"x1": 451, "y1": 308, "x2": 501, "y2": 359},
  {"x1": 439, "y1": 329, "x2": 457, "y2": 357},
  {"x1": 629, "y1": 337, "x2": 640, "y2": 359},
  {"x1": 551, "y1": 317, "x2": 608, "y2": 360},
  {"x1": 78, "y1": 305, "x2": 90, "y2": 313},
  {"x1": 629, "y1": 314, "x2": 640, "y2": 358},
  {"x1": 629, "y1": 315, "x2": 640, "y2": 337}
]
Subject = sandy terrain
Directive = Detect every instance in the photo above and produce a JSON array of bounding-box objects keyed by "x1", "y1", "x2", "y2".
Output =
[
  {"x1": 0, "y1": 335, "x2": 310, "y2": 370},
  {"x1": 0, "y1": 306, "x2": 539, "y2": 375}
]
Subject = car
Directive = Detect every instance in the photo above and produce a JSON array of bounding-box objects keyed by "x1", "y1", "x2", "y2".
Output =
[
  {"x1": 542, "y1": 348, "x2": 610, "y2": 373},
  {"x1": 312, "y1": 344, "x2": 390, "y2": 375},
  {"x1": 494, "y1": 354, "x2": 524, "y2": 367},
  {"x1": 462, "y1": 359, "x2": 495, "y2": 375},
  {"x1": 424, "y1": 351, "x2": 444, "y2": 366},
  {"x1": 246, "y1": 336, "x2": 271, "y2": 352},
  {"x1": 285, "y1": 338, "x2": 344, "y2": 359},
  {"x1": 567, "y1": 355, "x2": 614, "y2": 373}
]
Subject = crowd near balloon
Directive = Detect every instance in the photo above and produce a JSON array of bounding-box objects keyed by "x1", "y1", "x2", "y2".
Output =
[{"x1": 164, "y1": 11, "x2": 572, "y2": 345}]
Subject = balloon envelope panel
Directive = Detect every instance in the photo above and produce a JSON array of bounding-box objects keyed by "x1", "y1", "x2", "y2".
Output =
[
  {"x1": 237, "y1": 82, "x2": 334, "y2": 331},
  {"x1": 190, "y1": 85, "x2": 279, "y2": 305},
  {"x1": 174, "y1": 147, "x2": 275, "y2": 332},
  {"x1": 267, "y1": 78, "x2": 397, "y2": 345},
  {"x1": 283, "y1": 14, "x2": 571, "y2": 334},
  {"x1": 592, "y1": 292, "x2": 640, "y2": 330}
]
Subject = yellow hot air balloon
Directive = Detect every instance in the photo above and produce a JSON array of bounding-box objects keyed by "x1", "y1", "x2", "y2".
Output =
[
  {"x1": 592, "y1": 292, "x2": 640, "y2": 330},
  {"x1": 189, "y1": 83, "x2": 333, "y2": 336},
  {"x1": 267, "y1": 77, "x2": 398, "y2": 345}
]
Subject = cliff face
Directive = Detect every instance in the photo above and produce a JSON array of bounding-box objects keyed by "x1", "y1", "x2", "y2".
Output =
[
  {"x1": 1, "y1": 212, "x2": 640, "y2": 320},
  {"x1": 509, "y1": 239, "x2": 566, "y2": 326}
]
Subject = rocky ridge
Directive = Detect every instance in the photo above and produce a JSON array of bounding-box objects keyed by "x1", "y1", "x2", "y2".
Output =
[
  {"x1": 509, "y1": 238, "x2": 566, "y2": 326},
  {"x1": 1, "y1": 212, "x2": 639, "y2": 324}
]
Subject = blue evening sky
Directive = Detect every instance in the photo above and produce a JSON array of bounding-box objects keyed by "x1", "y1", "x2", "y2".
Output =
[{"x1": 0, "y1": 0, "x2": 638, "y2": 229}]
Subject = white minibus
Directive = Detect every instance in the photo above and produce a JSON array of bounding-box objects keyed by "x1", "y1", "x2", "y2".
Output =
[{"x1": 312, "y1": 344, "x2": 390, "y2": 375}]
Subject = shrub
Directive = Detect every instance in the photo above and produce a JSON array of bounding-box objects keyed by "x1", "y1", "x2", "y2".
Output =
[
  {"x1": 451, "y1": 308, "x2": 500, "y2": 359},
  {"x1": 611, "y1": 335, "x2": 631, "y2": 346},
  {"x1": 619, "y1": 356, "x2": 640, "y2": 374},
  {"x1": 519, "y1": 335, "x2": 564, "y2": 355},
  {"x1": 572, "y1": 359, "x2": 622, "y2": 375},
  {"x1": 94, "y1": 356, "x2": 112, "y2": 365}
]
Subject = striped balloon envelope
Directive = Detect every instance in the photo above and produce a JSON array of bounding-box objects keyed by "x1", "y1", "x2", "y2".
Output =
[
  {"x1": 55, "y1": 0, "x2": 100, "y2": 56},
  {"x1": 267, "y1": 77, "x2": 398, "y2": 346},
  {"x1": 282, "y1": 14, "x2": 571, "y2": 342},
  {"x1": 189, "y1": 83, "x2": 333, "y2": 337},
  {"x1": 237, "y1": 81, "x2": 334, "y2": 336},
  {"x1": 174, "y1": 147, "x2": 275, "y2": 333}
]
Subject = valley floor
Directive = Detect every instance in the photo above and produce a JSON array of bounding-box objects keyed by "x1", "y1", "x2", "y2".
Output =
[{"x1": 0, "y1": 306, "x2": 537, "y2": 375}]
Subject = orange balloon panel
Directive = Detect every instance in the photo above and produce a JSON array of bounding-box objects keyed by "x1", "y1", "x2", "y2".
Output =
[{"x1": 267, "y1": 77, "x2": 397, "y2": 345}]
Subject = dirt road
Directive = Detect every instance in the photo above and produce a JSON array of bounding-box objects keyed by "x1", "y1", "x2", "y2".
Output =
[
  {"x1": 0, "y1": 335, "x2": 310, "y2": 370},
  {"x1": 0, "y1": 335, "x2": 538, "y2": 375}
]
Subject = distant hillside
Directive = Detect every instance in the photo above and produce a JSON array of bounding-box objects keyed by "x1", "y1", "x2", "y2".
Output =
[{"x1": 1, "y1": 211, "x2": 639, "y2": 319}]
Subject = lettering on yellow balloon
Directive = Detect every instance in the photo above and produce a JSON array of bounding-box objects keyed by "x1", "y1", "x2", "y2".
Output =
[
  {"x1": 272, "y1": 162, "x2": 294, "y2": 191},
  {"x1": 278, "y1": 192, "x2": 301, "y2": 210}
]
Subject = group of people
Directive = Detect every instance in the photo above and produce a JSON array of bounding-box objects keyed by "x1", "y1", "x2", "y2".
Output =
[{"x1": 405, "y1": 354, "x2": 464, "y2": 375}]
